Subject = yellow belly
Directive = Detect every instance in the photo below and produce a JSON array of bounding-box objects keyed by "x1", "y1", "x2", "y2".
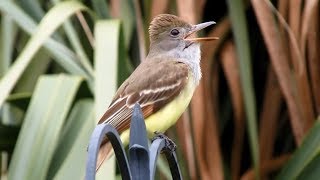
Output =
[{"x1": 120, "y1": 75, "x2": 196, "y2": 145}]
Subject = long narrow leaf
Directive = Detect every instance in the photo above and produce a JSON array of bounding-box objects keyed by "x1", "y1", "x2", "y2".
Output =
[
  {"x1": 0, "y1": 1, "x2": 88, "y2": 109},
  {"x1": 0, "y1": 1, "x2": 93, "y2": 81},
  {"x1": 250, "y1": 0, "x2": 306, "y2": 144},
  {"x1": 91, "y1": 0, "x2": 110, "y2": 19},
  {"x1": 0, "y1": 13, "x2": 18, "y2": 124},
  {"x1": 49, "y1": 99, "x2": 95, "y2": 179},
  {"x1": 16, "y1": 0, "x2": 45, "y2": 22},
  {"x1": 0, "y1": 14, "x2": 16, "y2": 76},
  {"x1": 94, "y1": 19, "x2": 132, "y2": 179},
  {"x1": 8, "y1": 75, "x2": 83, "y2": 179},
  {"x1": 61, "y1": 20, "x2": 94, "y2": 75},
  {"x1": 277, "y1": 118, "x2": 320, "y2": 179},
  {"x1": 14, "y1": 50, "x2": 51, "y2": 93},
  {"x1": 226, "y1": 0, "x2": 259, "y2": 177},
  {"x1": 52, "y1": 0, "x2": 94, "y2": 76},
  {"x1": 94, "y1": 20, "x2": 121, "y2": 180},
  {"x1": 94, "y1": 20, "x2": 121, "y2": 118},
  {"x1": 297, "y1": 154, "x2": 320, "y2": 180},
  {"x1": 119, "y1": 0, "x2": 135, "y2": 48}
]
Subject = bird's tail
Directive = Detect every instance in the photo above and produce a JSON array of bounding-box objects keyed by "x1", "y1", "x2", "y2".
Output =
[{"x1": 95, "y1": 142, "x2": 114, "y2": 172}]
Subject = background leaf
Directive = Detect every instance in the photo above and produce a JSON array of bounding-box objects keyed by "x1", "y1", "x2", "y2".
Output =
[
  {"x1": 94, "y1": 19, "x2": 122, "y2": 180},
  {"x1": 0, "y1": 1, "x2": 91, "y2": 79},
  {"x1": 226, "y1": 0, "x2": 259, "y2": 177},
  {"x1": 277, "y1": 118, "x2": 320, "y2": 179},
  {"x1": 8, "y1": 75, "x2": 83, "y2": 180},
  {"x1": 49, "y1": 99, "x2": 95, "y2": 180},
  {"x1": 0, "y1": 1, "x2": 89, "y2": 109}
]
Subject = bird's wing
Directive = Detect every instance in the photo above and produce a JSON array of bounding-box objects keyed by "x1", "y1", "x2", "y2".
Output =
[{"x1": 97, "y1": 58, "x2": 189, "y2": 133}]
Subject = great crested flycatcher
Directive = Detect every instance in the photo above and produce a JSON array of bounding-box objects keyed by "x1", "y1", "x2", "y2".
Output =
[{"x1": 95, "y1": 14, "x2": 216, "y2": 171}]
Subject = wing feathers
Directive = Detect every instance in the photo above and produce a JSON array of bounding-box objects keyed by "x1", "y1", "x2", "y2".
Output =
[{"x1": 98, "y1": 60, "x2": 189, "y2": 134}]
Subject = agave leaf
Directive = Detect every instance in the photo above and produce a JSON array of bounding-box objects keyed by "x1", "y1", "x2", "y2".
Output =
[
  {"x1": 0, "y1": 14, "x2": 17, "y2": 76},
  {"x1": 94, "y1": 19, "x2": 120, "y2": 180},
  {"x1": 90, "y1": 0, "x2": 110, "y2": 19},
  {"x1": 277, "y1": 118, "x2": 320, "y2": 179},
  {"x1": 8, "y1": 75, "x2": 83, "y2": 180},
  {"x1": 94, "y1": 19, "x2": 132, "y2": 180},
  {"x1": 226, "y1": 0, "x2": 259, "y2": 177},
  {"x1": 297, "y1": 154, "x2": 320, "y2": 180},
  {"x1": 0, "y1": 1, "x2": 94, "y2": 81},
  {"x1": 49, "y1": 99, "x2": 95, "y2": 179},
  {"x1": 0, "y1": 1, "x2": 88, "y2": 109},
  {"x1": 14, "y1": 49, "x2": 51, "y2": 93},
  {"x1": 0, "y1": 13, "x2": 18, "y2": 125}
]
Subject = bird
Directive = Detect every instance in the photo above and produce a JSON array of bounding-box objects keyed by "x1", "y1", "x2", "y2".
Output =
[{"x1": 95, "y1": 14, "x2": 217, "y2": 171}]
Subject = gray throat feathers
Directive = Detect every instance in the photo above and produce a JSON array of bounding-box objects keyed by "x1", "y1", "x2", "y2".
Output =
[{"x1": 147, "y1": 44, "x2": 202, "y2": 85}]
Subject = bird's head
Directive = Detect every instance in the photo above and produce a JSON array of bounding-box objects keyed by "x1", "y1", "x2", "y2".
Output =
[{"x1": 148, "y1": 14, "x2": 216, "y2": 58}]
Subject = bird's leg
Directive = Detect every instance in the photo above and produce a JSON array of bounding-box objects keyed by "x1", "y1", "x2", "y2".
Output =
[{"x1": 152, "y1": 131, "x2": 177, "y2": 152}]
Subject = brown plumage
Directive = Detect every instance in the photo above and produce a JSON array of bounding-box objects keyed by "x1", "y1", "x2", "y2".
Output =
[
  {"x1": 149, "y1": 14, "x2": 191, "y2": 41},
  {"x1": 96, "y1": 59, "x2": 189, "y2": 171}
]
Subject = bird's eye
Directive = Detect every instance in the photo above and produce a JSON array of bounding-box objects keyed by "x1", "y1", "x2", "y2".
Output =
[{"x1": 170, "y1": 29, "x2": 180, "y2": 36}]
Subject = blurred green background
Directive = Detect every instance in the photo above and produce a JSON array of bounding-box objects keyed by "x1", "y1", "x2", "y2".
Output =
[{"x1": 0, "y1": 0, "x2": 319, "y2": 179}]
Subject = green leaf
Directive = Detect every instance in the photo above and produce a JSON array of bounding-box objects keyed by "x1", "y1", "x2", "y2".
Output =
[
  {"x1": 8, "y1": 75, "x2": 83, "y2": 180},
  {"x1": 0, "y1": 0, "x2": 88, "y2": 78},
  {"x1": 117, "y1": 23, "x2": 133, "y2": 85},
  {"x1": 62, "y1": 20, "x2": 94, "y2": 75},
  {"x1": 0, "y1": 13, "x2": 18, "y2": 125},
  {"x1": 16, "y1": 0, "x2": 45, "y2": 22},
  {"x1": 94, "y1": 19, "x2": 121, "y2": 180},
  {"x1": 119, "y1": 0, "x2": 135, "y2": 48},
  {"x1": 226, "y1": 0, "x2": 259, "y2": 177},
  {"x1": 277, "y1": 118, "x2": 320, "y2": 179},
  {"x1": 49, "y1": 99, "x2": 95, "y2": 179},
  {"x1": 0, "y1": 1, "x2": 96, "y2": 79},
  {"x1": 6, "y1": 92, "x2": 31, "y2": 110},
  {"x1": 0, "y1": 14, "x2": 17, "y2": 76},
  {"x1": 91, "y1": 0, "x2": 110, "y2": 19},
  {"x1": 94, "y1": 19, "x2": 131, "y2": 117},
  {"x1": 51, "y1": 0, "x2": 94, "y2": 78},
  {"x1": 14, "y1": 49, "x2": 51, "y2": 93},
  {"x1": 297, "y1": 154, "x2": 320, "y2": 180},
  {"x1": 0, "y1": 1, "x2": 89, "y2": 109}
]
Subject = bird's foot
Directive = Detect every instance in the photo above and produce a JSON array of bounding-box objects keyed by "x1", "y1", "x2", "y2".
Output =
[{"x1": 152, "y1": 131, "x2": 177, "y2": 153}]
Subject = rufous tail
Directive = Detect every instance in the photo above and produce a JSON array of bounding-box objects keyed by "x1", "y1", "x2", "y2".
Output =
[{"x1": 95, "y1": 142, "x2": 114, "y2": 172}]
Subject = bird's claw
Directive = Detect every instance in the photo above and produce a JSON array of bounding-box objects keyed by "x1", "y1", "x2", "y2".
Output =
[{"x1": 152, "y1": 131, "x2": 177, "y2": 153}]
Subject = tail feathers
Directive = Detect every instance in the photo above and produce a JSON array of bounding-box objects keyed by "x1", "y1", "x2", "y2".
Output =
[{"x1": 95, "y1": 142, "x2": 114, "y2": 172}]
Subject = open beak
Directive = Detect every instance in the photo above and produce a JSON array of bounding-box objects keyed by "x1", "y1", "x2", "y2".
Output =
[{"x1": 184, "y1": 21, "x2": 219, "y2": 42}]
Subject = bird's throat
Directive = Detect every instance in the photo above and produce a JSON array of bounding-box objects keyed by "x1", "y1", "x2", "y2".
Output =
[{"x1": 147, "y1": 43, "x2": 201, "y2": 84}]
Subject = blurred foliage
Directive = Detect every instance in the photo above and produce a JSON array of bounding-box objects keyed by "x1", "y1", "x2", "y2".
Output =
[{"x1": 0, "y1": 0, "x2": 319, "y2": 180}]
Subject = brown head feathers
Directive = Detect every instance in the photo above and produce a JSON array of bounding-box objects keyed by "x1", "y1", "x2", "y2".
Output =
[{"x1": 149, "y1": 14, "x2": 191, "y2": 42}]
